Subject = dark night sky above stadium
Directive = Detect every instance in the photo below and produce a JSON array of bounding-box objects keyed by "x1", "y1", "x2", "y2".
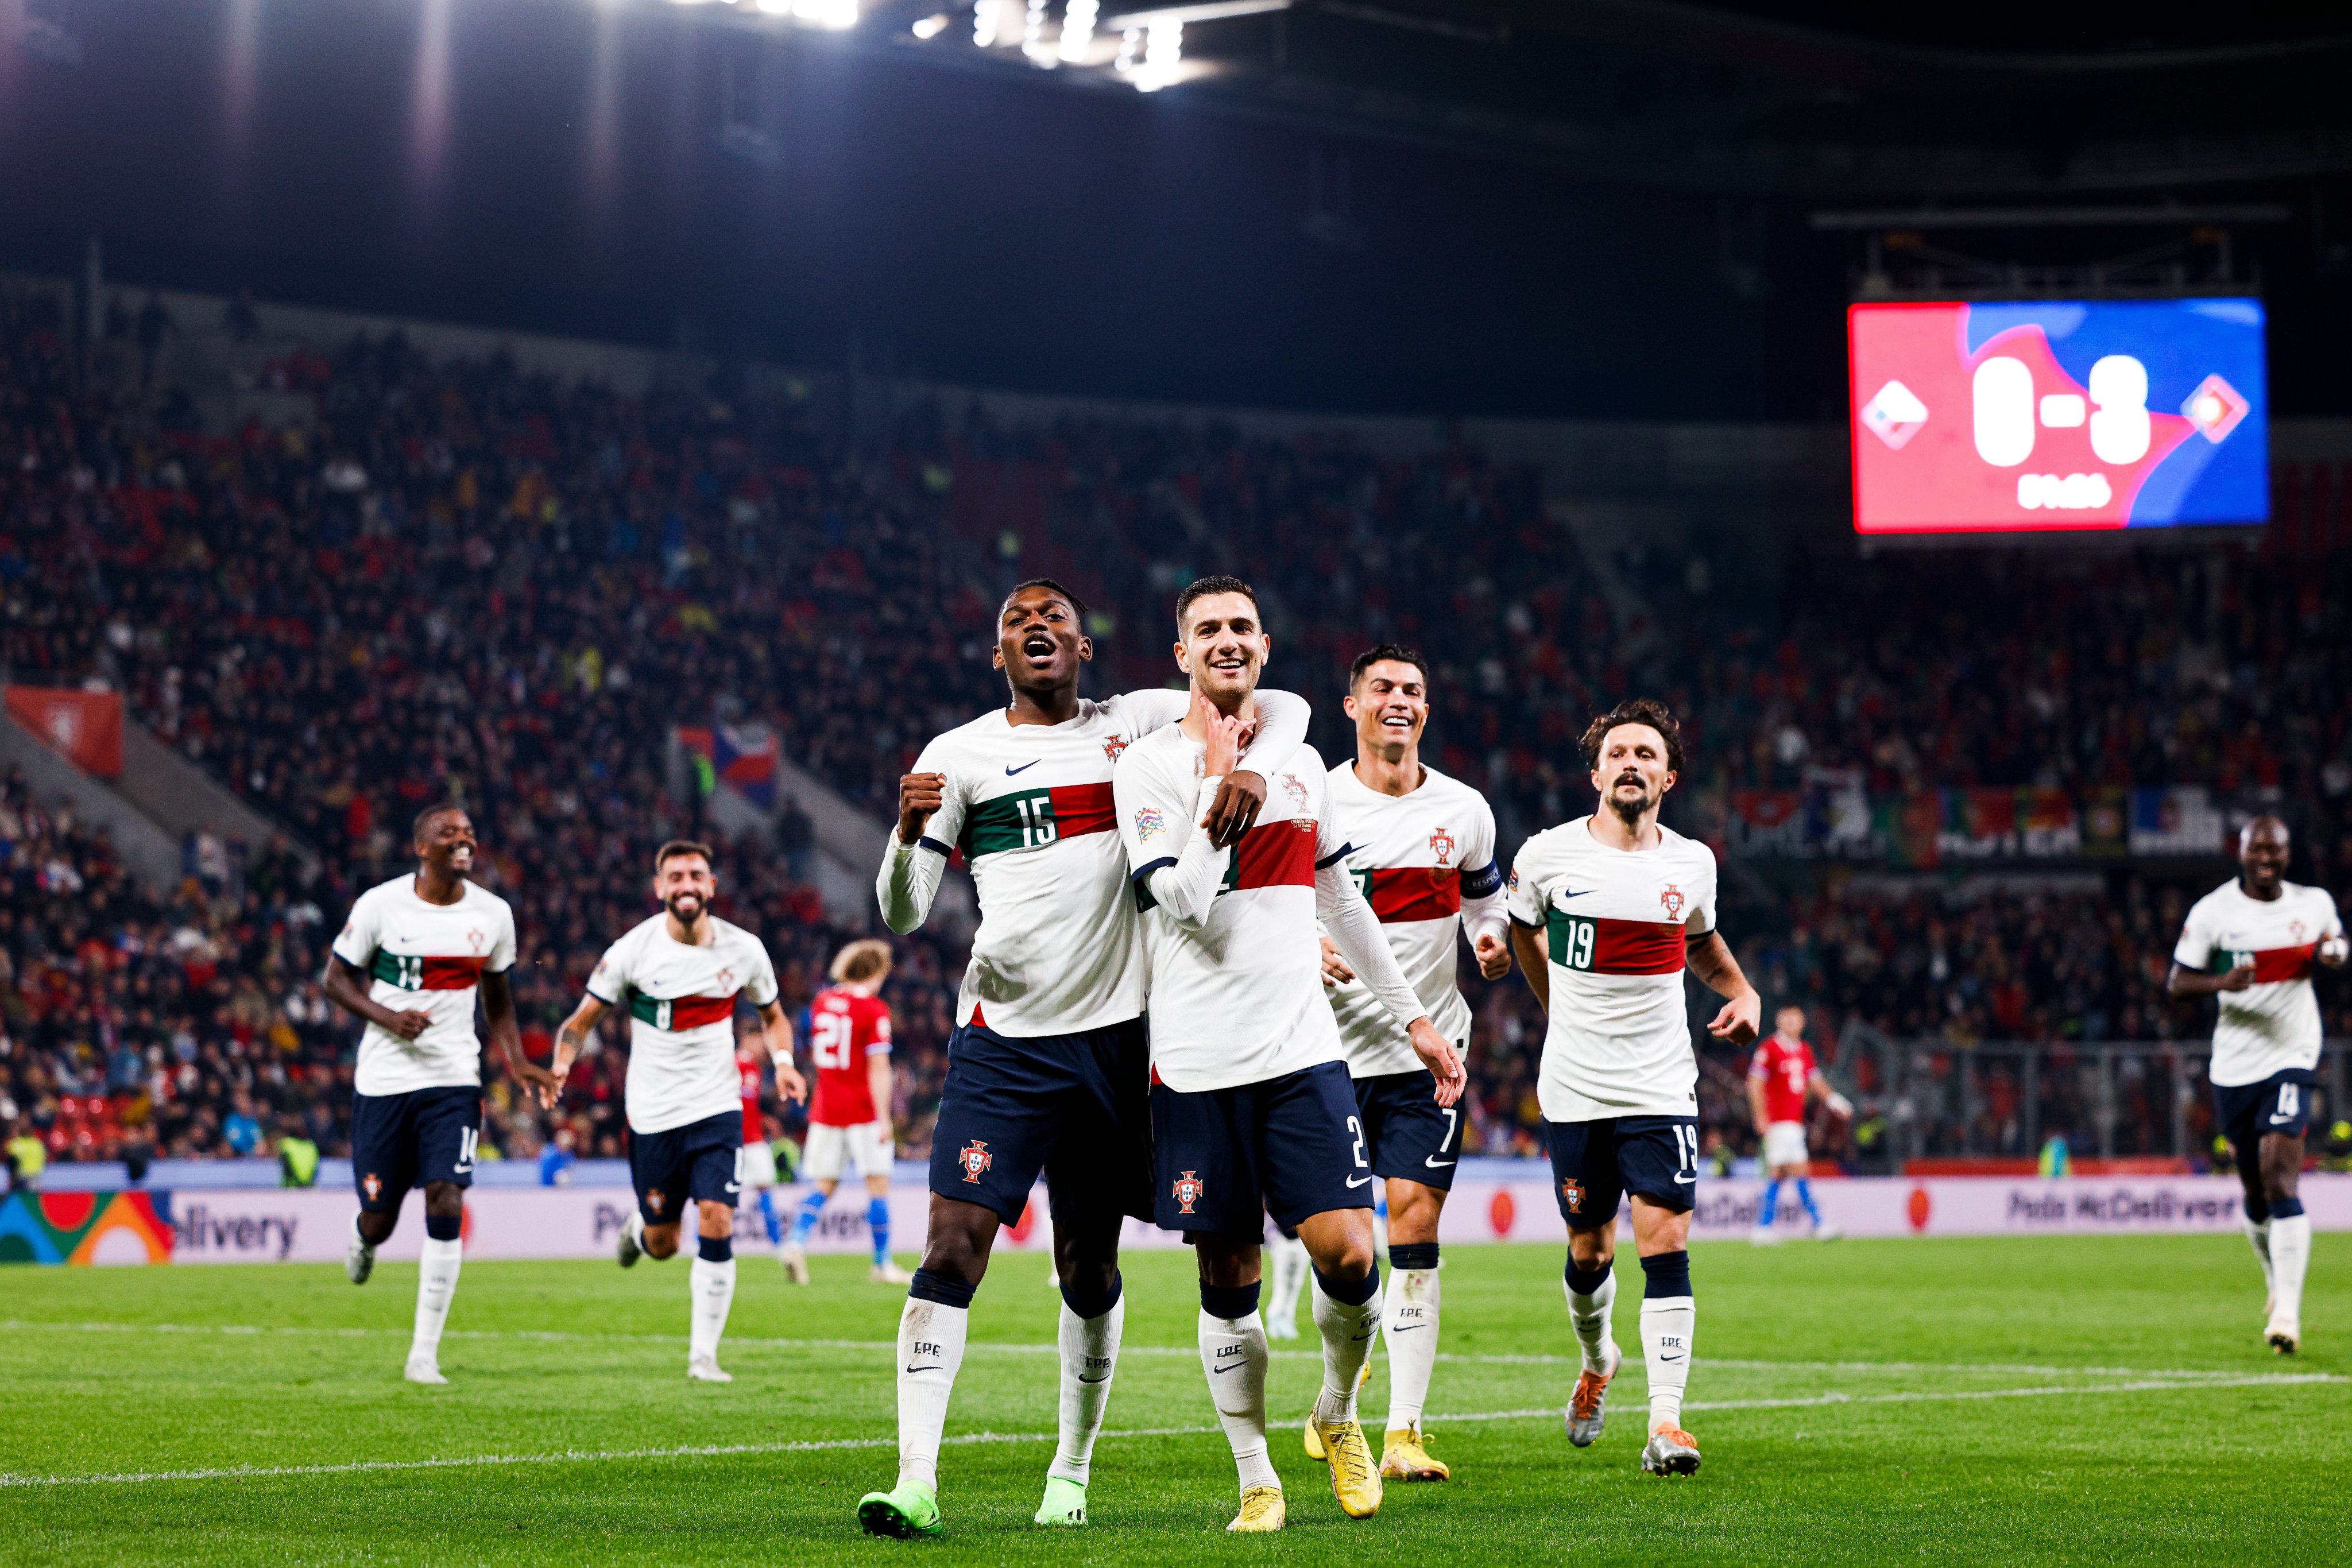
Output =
[{"x1": 2, "y1": 0, "x2": 2346, "y2": 419}]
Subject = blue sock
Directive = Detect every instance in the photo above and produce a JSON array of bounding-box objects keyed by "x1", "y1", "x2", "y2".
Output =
[
  {"x1": 1758, "y1": 1179, "x2": 1781, "y2": 1229},
  {"x1": 1796, "y1": 1178, "x2": 1821, "y2": 1224},
  {"x1": 789, "y1": 1188, "x2": 826, "y2": 1246},
  {"x1": 868, "y1": 1195, "x2": 892, "y2": 1265},
  {"x1": 757, "y1": 1190, "x2": 780, "y2": 1246}
]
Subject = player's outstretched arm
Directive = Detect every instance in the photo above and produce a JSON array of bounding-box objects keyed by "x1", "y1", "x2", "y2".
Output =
[
  {"x1": 1317, "y1": 858, "x2": 1464, "y2": 1104},
  {"x1": 548, "y1": 992, "x2": 610, "y2": 1108},
  {"x1": 755, "y1": 1000, "x2": 807, "y2": 1105},
  {"x1": 322, "y1": 953, "x2": 432, "y2": 1041},
  {"x1": 1806, "y1": 1070, "x2": 1854, "y2": 1119},
  {"x1": 481, "y1": 969, "x2": 558, "y2": 1106},
  {"x1": 1687, "y1": 930, "x2": 1761, "y2": 1047},
  {"x1": 2167, "y1": 960, "x2": 2254, "y2": 997},
  {"x1": 1747, "y1": 1074, "x2": 1771, "y2": 1137}
]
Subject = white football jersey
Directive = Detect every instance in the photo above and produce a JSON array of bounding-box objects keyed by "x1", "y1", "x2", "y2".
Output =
[
  {"x1": 587, "y1": 914, "x2": 779, "y2": 1134},
  {"x1": 2173, "y1": 879, "x2": 2342, "y2": 1086},
  {"x1": 332, "y1": 874, "x2": 517, "y2": 1097},
  {"x1": 1320, "y1": 762, "x2": 1506, "y2": 1076},
  {"x1": 878, "y1": 689, "x2": 1305, "y2": 1038},
  {"x1": 1117, "y1": 733, "x2": 1360, "y2": 1091},
  {"x1": 1505, "y1": 816, "x2": 1718, "y2": 1121}
]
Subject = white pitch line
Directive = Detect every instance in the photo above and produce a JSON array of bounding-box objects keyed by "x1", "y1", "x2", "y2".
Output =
[
  {"x1": 0, "y1": 1322, "x2": 2277, "y2": 1384},
  {"x1": 1, "y1": 1372, "x2": 2339, "y2": 1489}
]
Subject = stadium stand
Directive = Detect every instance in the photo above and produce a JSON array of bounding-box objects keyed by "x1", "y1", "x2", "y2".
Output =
[{"x1": 2, "y1": 284, "x2": 2345, "y2": 1172}]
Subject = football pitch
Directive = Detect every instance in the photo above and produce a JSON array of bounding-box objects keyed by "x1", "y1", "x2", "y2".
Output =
[{"x1": 3, "y1": 1235, "x2": 2343, "y2": 1566}]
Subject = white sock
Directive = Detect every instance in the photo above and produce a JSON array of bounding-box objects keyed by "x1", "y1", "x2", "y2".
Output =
[
  {"x1": 1642, "y1": 1294, "x2": 1695, "y2": 1431},
  {"x1": 689, "y1": 1256, "x2": 737, "y2": 1362},
  {"x1": 1266, "y1": 1236, "x2": 1310, "y2": 1333},
  {"x1": 410, "y1": 1237, "x2": 462, "y2": 1365},
  {"x1": 1384, "y1": 1264, "x2": 1440, "y2": 1435},
  {"x1": 1049, "y1": 1292, "x2": 1125, "y2": 1486},
  {"x1": 1565, "y1": 1267, "x2": 1618, "y2": 1376},
  {"x1": 895, "y1": 1294, "x2": 968, "y2": 1492},
  {"x1": 2270, "y1": 1214, "x2": 2311, "y2": 1327},
  {"x1": 2245, "y1": 1217, "x2": 2276, "y2": 1298},
  {"x1": 1198, "y1": 1308, "x2": 1276, "y2": 1495},
  {"x1": 1309, "y1": 1271, "x2": 1382, "y2": 1425}
]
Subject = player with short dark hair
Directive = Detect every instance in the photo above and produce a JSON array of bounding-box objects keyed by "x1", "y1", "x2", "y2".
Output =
[
  {"x1": 1507, "y1": 699, "x2": 1759, "y2": 1478},
  {"x1": 1302, "y1": 642, "x2": 1511, "y2": 1483},
  {"x1": 860, "y1": 576, "x2": 1313, "y2": 1538},
  {"x1": 324, "y1": 804, "x2": 555, "y2": 1384},
  {"x1": 1116, "y1": 582, "x2": 1464, "y2": 1532},
  {"x1": 2168, "y1": 814, "x2": 2347, "y2": 1353},
  {"x1": 549, "y1": 839, "x2": 807, "y2": 1383}
]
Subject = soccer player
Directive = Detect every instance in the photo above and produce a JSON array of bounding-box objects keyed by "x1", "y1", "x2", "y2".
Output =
[
  {"x1": 861, "y1": 577, "x2": 1310, "y2": 1538},
  {"x1": 1116, "y1": 577, "x2": 1465, "y2": 1532},
  {"x1": 2167, "y1": 814, "x2": 2347, "y2": 1353},
  {"x1": 548, "y1": 839, "x2": 807, "y2": 1383},
  {"x1": 739, "y1": 1036, "x2": 784, "y2": 1261},
  {"x1": 1306, "y1": 642, "x2": 1511, "y2": 1482},
  {"x1": 1747, "y1": 1005, "x2": 1852, "y2": 1244},
  {"x1": 325, "y1": 804, "x2": 554, "y2": 1384},
  {"x1": 780, "y1": 939, "x2": 908, "y2": 1285},
  {"x1": 1506, "y1": 699, "x2": 1760, "y2": 1478}
]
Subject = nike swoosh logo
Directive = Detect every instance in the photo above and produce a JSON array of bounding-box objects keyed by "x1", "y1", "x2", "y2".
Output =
[
  {"x1": 1658, "y1": 1353, "x2": 1686, "y2": 1363},
  {"x1": 1557, "y1": 889, "x2": 1595, "y2": 901},
  {"x1": 1212, "y1": 1361, "x2": 1245, "y2": 1375},
  {"x1": 1425, "y1": 1157, "x2": 1456, "y2": 1168},
  {"x1": 1004, "y1": 760, "x2": 1040, "y2": 776},
  {"x1": 1673, "y1": 1173, "x2": 1696, "y2": 1184},
  {"x1": 2270, "y1": 1114, "x2": 2297, "y2": 1124},
  {"x1": 1078, "y1": 1374, "x2": 1112, "y2": 1384},
  {"x1": 1346, "y1": 1175, "x2": 1372, "y2": 1188},
  {"x1": 724, "y1": 1182, "x2": 741, "y2": 1193},
  {"x1": 906, "y1": 1362, "x2": 942, "y2": 1374},
  {"x1": 1388, "y1": 1323, "x2": 1428, "y2": 1334}
]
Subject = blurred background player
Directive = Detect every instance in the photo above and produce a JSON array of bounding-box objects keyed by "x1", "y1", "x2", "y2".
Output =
[
  {"x1": 549, "y1": 840, "x2": 806, "y2": 1383},
  {"x1": 2168, "y1": 815, "x2": 2347, "y2": 1354},
  {"x1": 1115, "y1": 577, "x2": 1466, "y2": 1532},
  {"x1": 1507, "y1": 699, "x2": 1760, "y2": 1479},
  {"x1": 1746, "y1": 1005, "x2": 1852, "y2": 1244},
  {"x1": 782, "y1": 939, "x2": 907, "y2": 1285},
  {"x1": 327, "y1": 804, "x2": 550, "y2": 1385},
  {"x1": 1309, "y1": 642, "x2": 1511, "y2": 1482},
  {"x1": 739, "y1": 1032, "x2": 783, "y2": 1261},
  {"x1": 862, "y1": 578, "x2": 1306, "y2": 1538}
]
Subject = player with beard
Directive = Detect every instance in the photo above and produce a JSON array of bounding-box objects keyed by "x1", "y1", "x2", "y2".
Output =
[
  {"x1": 548, "y1": 840, "x2": 807, "y2": 1383},
  {"x1": 1305, "y1": 643, "x2": 1511, "y2": 1483},
  {"x1": 861, "y1": 578, "x2": 1310, "y2": 1538},
  {"x1": 327, "y1": 804, "x2": 556, "y2": 1384},
  {"x1": 1116, "y1": 579, "x2": 1465, "y2": 1532},
  {"x1": 2168, "y1": 815, "x2": 2347, "y2": 1353},
  {"x1": 1506, "y1": 699, "x2": 1759, "y2": 1478}
]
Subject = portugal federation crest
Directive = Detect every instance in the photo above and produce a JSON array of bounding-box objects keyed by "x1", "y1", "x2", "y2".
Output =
[
  {"x1": 362, "y1": 1172, "x2": 382, "y2": 1203},
  {"x1": 1103, "y1": 735, "x2": 1129, "y2": 763},
  {"x1": 1660, "y1": 884, "x2": 1685, "y2": 920},
  {"x1": 1561, "y1": 1178, "x2": 1585, "y2": 1214},
  {"x1": 1429, "y1": 827, "x2": 1455, "y2": 867},
  {"x1": 1280, "y1": 773, "x2": 1310, "y2": 810},
  {"x1": 958, "y1": 1140, "x2": 993, "y2": 1184},
  {"x1": 1172, "y1": 1170, "x2": 1205, "y2": 1214}
]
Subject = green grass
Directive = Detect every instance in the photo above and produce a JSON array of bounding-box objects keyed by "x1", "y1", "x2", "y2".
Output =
[{"x1": 2, "y1": 1235, "x2": 2344, "y2": 1565}]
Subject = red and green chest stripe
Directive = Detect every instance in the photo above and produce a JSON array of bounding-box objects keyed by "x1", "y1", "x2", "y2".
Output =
[
  {"x1": 369, "y1": 951, "x2": 486, "y2": 992},
  {"x1": 960, "y1": 782, "x2": 1117, "y2": 858},
  {"x1": 627, "y1": 992, "x2": 741, "y2": 1030},
  {"x1": 1547, "y1": 908, "x2": 1685, "y2": 976}
]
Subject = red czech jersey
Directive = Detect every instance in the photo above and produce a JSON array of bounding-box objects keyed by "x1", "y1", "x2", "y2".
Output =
[
  {"x1": 807, "y1": 986, "x2": 892, "y2": 1126},
  {"x1": 1748, "y1": 1036, "x2": 1816, "y2": 1124},
  {"x1": 738, "y1": 1048, "x2": 765, "y2": 1143}
]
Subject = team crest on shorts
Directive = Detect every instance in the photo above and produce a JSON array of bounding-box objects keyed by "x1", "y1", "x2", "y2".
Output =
[
  {"x1": 362, "y1": 1172, "x2": 381, "y2": 1202},
  {"x1": 1659, "y1": 884, "x2": 1685, "y2": 920},
  {"x1": 1561, "y1": 1178, "x2": 1585, "y2": 1214},
  {"x1": 1135, "y1": 806, "x2": 1166, "y2": 842},
  {"x1": 1429, "y1": 827, "x2": 1454, "y2": 866},
  {"x1": 645, "y1": 1187, "x2": 667, "y2": 1215},
  {"x1": 1172, "y1": 1170, "x2": 1205, "y2": 1214},
  {"x1": 1103, "y1": 735, "x2": 1129, "y2": 763},
  {"x1": 958, "y1": 1140, "x2": 993, "y2": 1183}
]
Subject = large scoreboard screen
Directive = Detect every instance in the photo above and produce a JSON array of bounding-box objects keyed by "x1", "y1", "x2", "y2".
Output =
[{"x1": 1848, "y1": 298, "x2": 2268, "y2": 535}]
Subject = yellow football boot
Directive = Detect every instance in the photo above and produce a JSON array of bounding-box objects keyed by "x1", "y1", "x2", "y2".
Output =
[
  {"x1": 1226, "y1": 1485, "x2": 1286, "y2": 1532},
  {"x1": 1302, "y1": 1358, "x2": 1375, "y2": 1459},
  {"x1": 1312, "y1": 1416, "x2": 1383, "y2": 1519},
  {"x1": 1380, "y1": 1426, "x2": 1449, "y2": 1482}
]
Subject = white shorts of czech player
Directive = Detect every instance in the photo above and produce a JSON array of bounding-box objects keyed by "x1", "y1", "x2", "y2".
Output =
[
  {"x1": 740, "y1": 1139, "x2": 778, "y2": 1189},
  {"x1": 803, "y1": 1119, "x2": 894, "y2": 1183},
  {"x1": 1762, "y1": 1120, "x2": 1810, "y2": 1169}
]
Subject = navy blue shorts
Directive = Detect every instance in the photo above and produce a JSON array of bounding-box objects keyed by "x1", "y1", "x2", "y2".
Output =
[
  {"x1": 929, "y1": 1017, "x2": 1153, "y2": 1229},
  {"x1": 350, "y1": 1086, "x2": 481, "y2": 1213},
  {"x1": 1546, "y1": 1115, "x2": 1700, "y2": 1227},
  {"x1": 1152, "y1": 1059, "x2": 1373, "y2": 1238},
  {"x1": 628, "y1": 1112, "x2": 743, "y2": 1226},
  {"x1": 1353, "y1": 1067, "x2": 1463, "y2": 1193},
  {"x1": 2214, "y1": 1068, "x2": 2319, "y2": 1149}
]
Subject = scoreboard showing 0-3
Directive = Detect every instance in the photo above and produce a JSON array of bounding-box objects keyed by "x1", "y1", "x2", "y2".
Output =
[{"x1": 1848, "y1": 298, "x2": 2268, "y2": 534}]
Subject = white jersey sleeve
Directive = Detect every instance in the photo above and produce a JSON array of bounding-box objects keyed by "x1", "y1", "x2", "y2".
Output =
[
  {"x1": 585, "y1": 926, "x2": 638, "y2": 1006},
  {"x1": 1315, "y1": 843, "x2": 1425, "y2": 1033},
  {"x1": 1116, "y1": 744, "x2": 1228, "y2": 931},
  {"x1": 2172, "y1": 893, "x2": 2219, "y2": 971},
  {"x1": 331, "y1": 886, "x2": 384, "y2": 971},
  {"x1": 877, "y1": 733, "x2": 969, "y2": 934}
]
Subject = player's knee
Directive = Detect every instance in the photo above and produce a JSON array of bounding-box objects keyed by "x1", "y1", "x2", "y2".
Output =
[
  {"x1": 697, "y1": 1201, "x2": 734, "y2": 1239},
  {"x1": 356, "y1": 1211, "x2": 396, "y2": 1246},
  {"x1": 917, "y1": 1211, "x2": 994, "y2": 1284},
  {"x1": 642, "y1": 1224, "x2": 680, "y2": 1260},
  {"x1": 1566, "y1": 1228, "x2": 1614, "y2": 1271},
  {"x1": 1313, "y1": 1230, "x2": 1377, "y2": 1284},
  {"x1": 421, "y1": 1182, "x2": 463, "y2": 1219}
]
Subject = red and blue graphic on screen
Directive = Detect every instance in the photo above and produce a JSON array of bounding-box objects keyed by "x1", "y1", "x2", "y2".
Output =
[{"x1": 1849, "y1": 299, "x2": 2267, "y2": 533}]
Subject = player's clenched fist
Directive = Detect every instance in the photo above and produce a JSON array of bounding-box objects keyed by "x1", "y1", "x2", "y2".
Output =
[{"x1": 896, "y1": 771, "x2": 946, "y2": 845}]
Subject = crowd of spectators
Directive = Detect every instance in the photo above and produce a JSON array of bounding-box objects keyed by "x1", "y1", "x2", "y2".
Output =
[{"x1": 2, "y1": 282, "x2": 2346, "y2": 1173}]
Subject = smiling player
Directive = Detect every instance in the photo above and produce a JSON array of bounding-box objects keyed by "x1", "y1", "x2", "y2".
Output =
[
  {"x1": 860, "y1": 578, "x2": 1310, "y2": 1538},
  {"x1": 1507, "y1": 699, "x2": 1760, "y2": 1478}
]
